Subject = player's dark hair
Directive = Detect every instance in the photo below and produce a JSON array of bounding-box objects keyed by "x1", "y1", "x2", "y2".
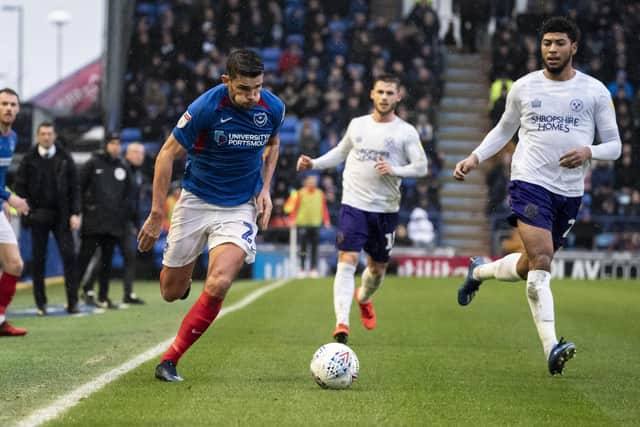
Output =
[
  {"x1": 374, "y1": 73, "x2": 401, "y2": 89},
  {"x1": 540, "y1": 16, "x2": 580, "y2": 43},
  {"x1": 0, "y1": 87, "x2": 20, "y2": 101},
  {"x1": 226, "y1": 49, "x2": 264, "y2": 78},
  {"x1": 37, "y1": 121, "x2": 55, "y2": 132}
]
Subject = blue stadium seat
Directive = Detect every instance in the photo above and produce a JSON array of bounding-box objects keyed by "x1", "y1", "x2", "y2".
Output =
[
  {"x1": 279, "y1": 116, "x2": 301, "y2": 146},
  {"x1": 120, "y1": 127, "x2": 142, "y2": 142},
  {"x1": 261, "y1": 47, "x2": 282, "y2": 73},
  {"x1": 286, "y1": 33, "x2": 304, "y2": 47}
]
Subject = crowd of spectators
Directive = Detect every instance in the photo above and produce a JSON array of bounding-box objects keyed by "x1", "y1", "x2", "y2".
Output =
[
  {"x1": 123, "y1": 0, "x2": 446, "y2": 249},
  {"x1": 486, "y1": 0, "x2": 640, "y2": 252}
]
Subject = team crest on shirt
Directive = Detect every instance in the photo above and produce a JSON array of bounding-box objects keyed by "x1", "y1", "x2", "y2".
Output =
[
  {"x1": 531, "y1": 99, "x2": 542, "y2": 108},
  {"x1": 214, "y1": 130, "x2": 227, "y2": 145},
  {"x1": 569, "y1": 99, "x2": 584, "y2": 112},
  {"x1": 253, "y1": 111, "x2": 267, "y2": 127},
  {"x1": 384, "y1": 137, "x2": 395, "y2": 151},
  {"x1": 177, "y1": 111, "x2": 191, "y2": 128},
  {"x1": 355, "y1": 136, "x2": 363, "y2": 143},
  {"x1": 524, "y1": 203, "x2": 539, "y2": 219},
  {"x1": 114, "y1": 167, "x2": 126, "y2": 181}
]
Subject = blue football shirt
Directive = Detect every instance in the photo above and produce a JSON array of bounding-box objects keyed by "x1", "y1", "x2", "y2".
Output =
[
  {"x1": 172, "y1": 84, "x2": 285, "y2": 206},
  {"x1": 0, "y1": 130, "x2": 17, "y2": 200}
]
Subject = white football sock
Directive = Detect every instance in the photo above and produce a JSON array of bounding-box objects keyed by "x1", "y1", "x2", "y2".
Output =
[
  {"x1": 474, "y1": 253, "x2": 522, "y2": 282},
  {"x1": 0, "y1": 314, "x2": 5, "y2": 324},
  {"x1": 333, "y1": 262, "x2": 356, "y2": 326},
  {"x1": 526, "y1": 270, "x2": 557, "y2": 358},
  {"x1": 358, "y1": 267, "x2": 384, "y2": 303}
]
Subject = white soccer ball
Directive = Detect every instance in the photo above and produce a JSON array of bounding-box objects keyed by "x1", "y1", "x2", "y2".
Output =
[{"x1": 310, "y1": 342, "x2": 359, "y2": 389}]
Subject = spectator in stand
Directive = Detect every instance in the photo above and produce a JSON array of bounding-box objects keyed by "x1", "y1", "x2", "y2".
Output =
[
  {"x1": 14, "y1": 122, "x2": 81, "y2": 316},
  {"x1": 286, "y1": 174, "x2": 331, "y2": 278},
  {"x1": 607, "y1": 70, "x2": 634, "y2": 100},
  {"x1": 407, "y1": 202, "x2": 435, "y2": 249}
]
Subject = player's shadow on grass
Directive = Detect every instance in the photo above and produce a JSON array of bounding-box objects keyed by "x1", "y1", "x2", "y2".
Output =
[{"x1": 7, "y1": 304, "x2": 120, "y2": 318}]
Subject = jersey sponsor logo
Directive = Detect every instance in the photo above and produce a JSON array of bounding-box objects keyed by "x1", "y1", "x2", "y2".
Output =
[
  {"x1": 354, "y1": 148, "x2": 390, "y2": 161},
  {"x1": 220, "y1": 117, "x2": 232, "y2": 123},
  {"x1": 569, "y1": 98, "x2": 584, "y2": 112},
  {"x1": 531, "y1": 114, "x2": 579, "y2": 133},
  {"x1": 531, "y1": 99, "x2": 542, "y2": 108},
  {"x1": 177, "y1": 111, "x2": 191, "y2": 128},
  {"x1": 253, "y1": 111, "x2": 268, "y2": 127},
  {"x1": 214, "y1": 130, "x2": 269, "y2": 147}
]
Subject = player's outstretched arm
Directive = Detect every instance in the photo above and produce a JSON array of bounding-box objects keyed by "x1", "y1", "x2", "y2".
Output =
[
  {"x1": 138, "y1": 134, "x2": 186, "y2": 252},
  {"x1": 453, "y1": 154, "x2": 480, "y2": 181}
]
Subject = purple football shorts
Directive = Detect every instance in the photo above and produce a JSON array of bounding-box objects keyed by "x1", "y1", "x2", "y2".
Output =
[
  {"x1": 508, "y1": 180, "x2": 582, "y2": 251},
  {"x1": 336, "y1": 204, "x2": 399, "y2": 262}
]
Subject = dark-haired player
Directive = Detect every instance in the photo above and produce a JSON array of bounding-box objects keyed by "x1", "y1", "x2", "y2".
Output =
[
  {"x1": 454, "y1": 17, "x2": 621, "y2": 375},
  {"x1": 0, "y1": 88, "x2": 30, "y2": 336},
  {"x1": 138, "y1": 49, "x2": 285, "y2": 381}
]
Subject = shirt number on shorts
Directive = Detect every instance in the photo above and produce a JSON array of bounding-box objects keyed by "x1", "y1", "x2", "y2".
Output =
[
  {"x1": 562, "y1": 218, "x2": 576, "y2": 239},
  {"x1": 385, "y1": 232, "x2": 396, "y2": 251},
  {"x1": 242, "y1": 221, "x2": 254, "y2": 244}
]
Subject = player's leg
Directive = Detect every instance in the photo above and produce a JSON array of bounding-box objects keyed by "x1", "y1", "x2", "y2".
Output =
[
  {"x1": 156, "y1": 197, "x2": 256, "y2": 381},
  {"x1": 332, "y1": 205, "x2": 368, "y2": 343},
  {"x1": 517, "y1": 220, "x2": 558, "y2": 356},
  {"x1": 157, "y1": 243, "x2": 246, "y2": 382},
  {"x1": 0, "y1": 216, "x2": 26, "y2": 336},
  {"x1": 333, "y1": 250, "x2": 358, "y2": 343},
  {"x1": 354, "y1": 211, "x2": 397, "y2": 329}
]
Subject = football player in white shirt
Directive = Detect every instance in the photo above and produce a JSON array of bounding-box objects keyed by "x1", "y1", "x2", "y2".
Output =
[
  {"x1": 297, "y1": 74, "x2": 428, "y2": 344},
  {"x1": 454, "y1": 17, "x2": 621, "y2": 375}
]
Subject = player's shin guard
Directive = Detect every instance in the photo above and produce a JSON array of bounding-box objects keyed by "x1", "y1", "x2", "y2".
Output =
[
  {"x1": 526, "y1": 270, "x2": 557, "y2": 358},
  {"x1": 333, "y1": 263, "x2": 356, "y2": 326},
  {"x1": 475, "y1": 253, "x2": 522, "y2": 282},
  {"x1": 358, "y1": 267, "x2": 383, "y2": 303},
  {"x1": 162, "y1": 291, "x2": 223, "y2": 364}
]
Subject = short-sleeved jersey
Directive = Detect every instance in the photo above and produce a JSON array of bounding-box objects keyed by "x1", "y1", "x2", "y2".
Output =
[
  {"x1": 340, "y1": 115, "x2": 424, "y2": 213},
  {"x1": 172, "y1": 84, "x2": 285, "y2": 206},
  {"x1": 497, "y1": 70, "x2": 618, "y2": 197},
  {"x1": 0, "y1": 130, "x2": 17, "y2": 200}
]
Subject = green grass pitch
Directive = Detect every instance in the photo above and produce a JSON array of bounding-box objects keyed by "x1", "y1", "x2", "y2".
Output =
[{"x1": 2, "y1": 276, "x2": 639, "y2": 426}]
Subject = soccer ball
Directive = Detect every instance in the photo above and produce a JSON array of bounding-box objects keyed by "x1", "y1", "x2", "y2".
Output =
[{"x1": 310, "y1": 342, "x2": 359, "y2": 389}]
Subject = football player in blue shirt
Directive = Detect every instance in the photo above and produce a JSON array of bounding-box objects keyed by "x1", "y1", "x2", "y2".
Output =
[
  {"x1": 0, "y1": 88, "x2": 30, "y2": 337},
  {"x1": 138, "y1": 49, "x2": 285, "y2": 381}
]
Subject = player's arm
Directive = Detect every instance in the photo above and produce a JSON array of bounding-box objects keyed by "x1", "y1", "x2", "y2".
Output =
[
  {"x1": 560, "y1": 90, "x2": 621, "y2": 168},
  {"x1": 138, "y1": 134, "x2": 186, "y2": 252},
  {"x1": 257, "y1": 134, "x2": 280, "y2": 230},
  {"x1": 454, "y1": 85, "x2": 521, "y2": 180},
  {"x1": 377, "y1": 130, "x2": 428, "y2": 177},
  {"x1": 297, "y1": 124, "x2": 353, "y2": 171}
]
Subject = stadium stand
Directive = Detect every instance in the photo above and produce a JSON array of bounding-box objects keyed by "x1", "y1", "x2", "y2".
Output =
[{"x1": 123, "y1": 0, "x2": 445, "y2": 250}]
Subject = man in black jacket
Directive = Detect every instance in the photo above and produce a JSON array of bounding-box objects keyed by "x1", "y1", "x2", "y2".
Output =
[
  {"x1": 77, "y1": 132, "x2": 135, "y2": 308},
  {"x1": 15, "y1": 122, "x2": 81, "y2": 315}
]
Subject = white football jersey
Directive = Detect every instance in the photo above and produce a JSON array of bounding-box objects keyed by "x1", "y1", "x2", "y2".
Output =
[
  {"x1": 313, "y1": 115, "x2": 427, "y2": 213},
  {"x1": 474, "y1": 70, "x2": 620, "y2": 197}
]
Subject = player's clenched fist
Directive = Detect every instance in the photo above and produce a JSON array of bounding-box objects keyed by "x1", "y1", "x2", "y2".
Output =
[
  {"x1": 297, "y1": 155, "x2": 313, "y2": 171},
  {"x1": 453, "y1": 154, "x2": 479, "y2": 181}
]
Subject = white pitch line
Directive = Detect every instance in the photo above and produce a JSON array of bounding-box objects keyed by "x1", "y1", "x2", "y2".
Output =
[{"x1": 14, "y1": 278, "x2": 291, "y2": 427}]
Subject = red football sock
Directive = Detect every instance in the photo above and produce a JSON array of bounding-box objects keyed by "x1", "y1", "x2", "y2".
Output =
[
  {"x1": 0, "y1": 272, "x2": 19, "y2": 315},
  {"x1": 162, "y1": 291, "x2": 223, "y2": 365}
]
